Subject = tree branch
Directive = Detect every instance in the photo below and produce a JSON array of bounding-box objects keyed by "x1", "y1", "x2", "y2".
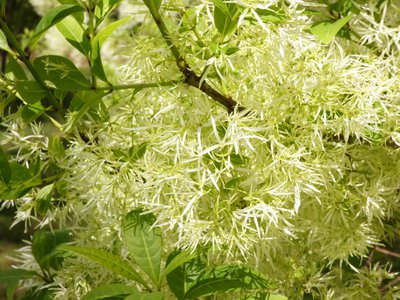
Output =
[{"x1": 145, "y1": 4, "x2": 244, "y2": 113}]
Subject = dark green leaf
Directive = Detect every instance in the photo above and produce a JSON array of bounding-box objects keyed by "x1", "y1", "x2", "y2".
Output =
[
  {"x1": 58, "y1": 245, "x2": 149, "y2": 288},
  {"x1": 81, "y1": 284, "x2": 138, "y2": 300},
  {"x1": 123, "y1": 209, "x2": 162, "y2": 285},
  {"x1": 34, "y1": 55, "x2": 90, "y2": 90},
  {"x1": 48, "y1": 135, "x2": 66, "y2": 161},
  {"x1": 30, "y1": 5, "x2": 85, "y2": 48},
  {"x1": 0, "y1": 162, "x2": 41, "y2": 200},
  {"x1": 15, "y1": 81, "x2": 47, "y2": 103},
  {"x1": 124, "y1": 292, "x2": 164, "y2": 300},
  {"x1": 21, "y1": 102, "x2": 46, "y2": 123},
  {"x1": 162, "y1": 249, "x2": 197, "y2": 278},
  {"x1": 32, "y1": 229, "x2": 71, "y2": 271},
  {"x1": 56, "y1": 15, "x2": 90, "y2": 56},
  {"x1": 183, "y1": 265, "x2": 274, "y2": 299},
  {"x1": 166, "y1": 251, "x2": 206, "y2": 300},
  {"x1": 0, "y1": 146, "x2": 11, "y2": 184},
  {"x1": 90, "y1": 39, "x2": 108, "y2": 82},
  {"x1": 5, "y1": 55, "x2": 27, "y2": 80},
  {"x1": 128, "y1": 142, "x2": 147, "y2": 161},
  {"x1": 0, "y1": 269, "x2": 39, "y2": 300},
  {"x1": 309, "y1": 14, "x2": 352, "y2": 44},
  {"x1": 35, "y1": 184, "x2": 54, "y2": 214}
]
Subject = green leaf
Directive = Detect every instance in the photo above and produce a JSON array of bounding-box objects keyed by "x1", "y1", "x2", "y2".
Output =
[
  {"x1": 32, "y1": 229, "x2": 71, "y2": 271},
  {"x1": 212, "y1": 0, "x2": 242, "y2": 38},
  {"x1": 64, "y1": 90, "x2": 107, "y2": 132},
  {"x1": 48, "y1": 135, "x2": 66, "y2": 161},
  {"x1": 35, "y1": 184, "x2": 54, "y2": 214},
  {"x1": 96, "y1": 0, "x2": 123, "y2": 20},
  {"x1": 90, "y1": 39, "x2": 108, "y2": 82},
  {"x1": 0, "y1": 146, "x2": 11, "y2": 184},
  {"x1": 15, "y1": 81, "x2": 47, "y2": 103},
  {"x1": 56, "y1": 15, "x2": 91, "y2": 56},
  {"x1": 309, "y1": 14, "x2": 353, "y2": 44},
  {"x1": 5, "y1": 55, "x2": 27, "y2": 80},
  {"x1": 162, "y1": 249, "x2": 197, "y2": 278},
  {"x1": 166, "y1": 251, "x2": 206, "y2": 300},
  {"x1": 123, "y1": 209, "x2": 162, "y2": 285},
  {"x1": 30, "y1": 5, "x2": 84, "y2": 48},
  {"x1": 0, "y1": 29, "x2": 14, "y2": 55},
  {"x1": 34, "y1": 55, "x2": 91, "y2": 90},
  {"x1": 124, "y1": 292, "x2": 164, "y2": 300},
  {"x1": 143, "y1": 0, "x2": 162, "y2": 14},
  {"x1": 81, "y1": 284, "x2": 138, "y2": 300},
  {"x1": 58, "y1": 245, "x2": 149, "y2": 288},
  {"x1": 0, "y1": 162, "x2": 41, "y2": 200},
  {"x1": 21, "y1": 102, "x2": 46, "y2": 123},
  {"x1": 128, "y1": 142, "x2": 147, "y2": 161},
  {"x1": 95, "y1": 16, "x2": 131, "y2": 47},
  {"x1": 183, "y1": 265, "x2": 274, "y2": 299},
  {"x1": 0, "y1": 269, "x2": 39, "y2": 300}
]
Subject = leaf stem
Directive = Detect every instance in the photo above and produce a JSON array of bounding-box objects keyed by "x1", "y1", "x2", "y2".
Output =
[{"x1": 145, "y1": 5, "x2": 244, "y2": 113}]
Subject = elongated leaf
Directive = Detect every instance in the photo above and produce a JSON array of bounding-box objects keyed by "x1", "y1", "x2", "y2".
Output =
[
  {"x1": 95, "y1": 16, "x2": 131, "y2": 47},
  {"x1": 213, "y1": 0, "x2": 241, "y2": 38},
  {"x1": 90, "y1": 39, "x2": 108, "y2": 82},
  {"x1": 0, "y1": 162, "x2": 42, "y2": 200},
  {"x1": 0, "y1": 146, "x2": 11, "y2": 184},
  {"x1": 5, "y1": 55, "x2": 27, "y2": 80},
  {"x1": 166, "y1": 251, "x2": 206, "y2": 300},
  {"x1": 35, "y1": 183, "x2": 54, "y2": 214},
  {"x1": 58, "y1": 245, "x2": 149, "y2": 288},
  {"x1": 124, "y1": 292, "x2": 164, "y2": 300},
  {"x1": 32, "y1": 229, "x2": 71, "y2": 271},
  {"x1": 56, "y1": 15, "x2": 90, "y2": 56},
  {"x1": 81, "y1": 284, "x2": 138, "y2": 300},
  {"x1": 31, "y1": 5, "x2": 84, "y2": 48},
  {"x1": 21, "y1": 102, "x2": 46, "y2": 123},
  {"x1": 15, "y1": 81, "x2": 47, "y2": 103},
  {"x1": 0, "y1": 29, "x2": 14, "y2": 55},
  {"x1": 309, "y1": 14, "x2": 352, "y2": 44},
  {"x1": 64, "y1": 90, "x2": 107, "y2": 132},
  {"x1": 48, "y1": 135, "x2": 66, "y2": 161},
  {"x1": 143, "y1": 0, "x2": 162, "y2": 14},
  {"x1": 0, "y1": 269, "x2": 39, "y2": 300},
  {"x1": 183, "y1": 265, "x2": 274, "y2": 299},
  {"x1": 34, "y1": 55, "x2": 90, "y2": 90},
  {"x1": 162, "y1": 250, "x2": 197, "y2": 278},
  {"x1": 123, "y1": 209, "x2": 162, "y2": 285}
]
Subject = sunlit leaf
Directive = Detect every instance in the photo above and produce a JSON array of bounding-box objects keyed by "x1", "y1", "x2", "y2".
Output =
[
  {"x1": 309, "y1": 14, "x2": 352, "y2": 44},
  {"x1": 34, "y1": 55, "x2": 90, "y2": 90},
  {"x1": 56, "y1": 15, "x2": 90, "y2": 56},
  {"x1": 81, "y1": 284, "x2": 138, "y2": 300},
  {"x1": 30, "y1": 4, "x2": 84, "y2": 48},
  {"x1": 123, "y1": 209, "x2": 162, "y2": 285}
]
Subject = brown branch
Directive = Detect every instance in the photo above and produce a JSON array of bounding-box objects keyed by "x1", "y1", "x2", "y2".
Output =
[
  {"x1": 375, "y1": 246, "x2": 400, "y2": 259},
  {"x1": 379, "y1": 275, "x2": 400, "y2": 294},
  {"x1": 179, "y1": 62, "x2": 244, "y2": 113},
  {"x1": 145, "y1": 5, "x2": 244, "y2": 113}
]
